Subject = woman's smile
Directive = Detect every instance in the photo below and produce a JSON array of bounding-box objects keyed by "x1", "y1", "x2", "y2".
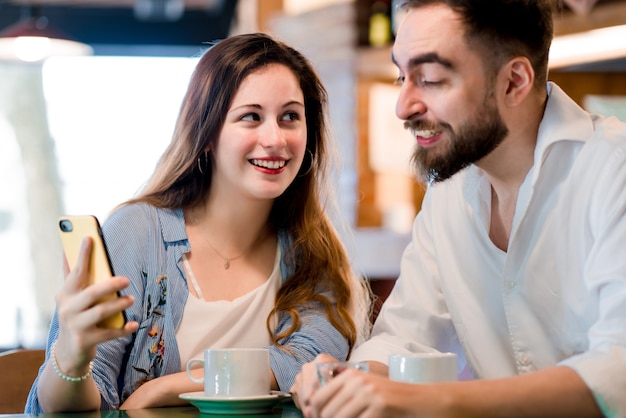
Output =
[{"x1": 249, "y1": 158, "x2": 289, "y2": 173}]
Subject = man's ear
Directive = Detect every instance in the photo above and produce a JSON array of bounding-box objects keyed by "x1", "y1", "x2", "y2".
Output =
[{"x1": 500, "y1": 57, "x2": 534, "y2": 107}]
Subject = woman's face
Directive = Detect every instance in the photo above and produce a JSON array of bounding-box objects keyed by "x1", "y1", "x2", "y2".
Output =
[{"x1": 211, "y1": 63, "x2": 307, "y2": 203}]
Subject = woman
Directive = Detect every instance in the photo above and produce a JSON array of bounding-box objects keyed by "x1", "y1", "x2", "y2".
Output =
[{"x1": 26, "y1": 32, "x2": 371, "y2": 412}]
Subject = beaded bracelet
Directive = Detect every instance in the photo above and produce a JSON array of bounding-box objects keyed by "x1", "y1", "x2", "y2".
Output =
[{"x1": 50, "y1": 341, "x2": 94, "y2": 382}]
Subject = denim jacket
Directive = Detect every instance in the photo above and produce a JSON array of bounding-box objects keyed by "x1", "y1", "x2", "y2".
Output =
[{"x1": 26, "y1": 203, "x2": 349, "y2": 412}]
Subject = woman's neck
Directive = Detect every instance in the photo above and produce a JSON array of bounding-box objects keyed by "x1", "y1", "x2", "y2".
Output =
[{"x1": 187, "y1": 197, "x2": 273, "y2": 254}]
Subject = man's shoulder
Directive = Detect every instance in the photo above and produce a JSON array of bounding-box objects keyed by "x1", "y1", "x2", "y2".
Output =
[
  {"x1": 579, "y1": 115, "x2": 626, "y2": 162},
  {"x1": 595, "y1": 115, "x2": 626, "y2": 142}
]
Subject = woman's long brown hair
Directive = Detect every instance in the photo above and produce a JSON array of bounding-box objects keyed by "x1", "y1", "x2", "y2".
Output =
[{"x1": 124, "y1": 32, "x2": 371, "y2": 354}]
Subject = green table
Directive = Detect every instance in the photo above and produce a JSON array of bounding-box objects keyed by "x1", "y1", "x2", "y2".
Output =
[{"x1": 1, "y1": 401, "x2": 302, "y2": 418}]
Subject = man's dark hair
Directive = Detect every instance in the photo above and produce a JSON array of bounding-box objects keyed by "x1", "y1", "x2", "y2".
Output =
[{"x1": 399, "y1": 0, "x2": 558, "y2": 86}]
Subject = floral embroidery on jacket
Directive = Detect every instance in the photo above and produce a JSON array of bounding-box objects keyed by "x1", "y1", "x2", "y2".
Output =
[
  {"x1": 131, "y1": 272, "x2": 167, "y2": 387},
  {"x1": 146, "y1": 273, "x2": 167, "y2": 319}
]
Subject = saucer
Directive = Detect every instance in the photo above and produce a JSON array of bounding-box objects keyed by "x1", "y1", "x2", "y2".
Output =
[{"x1": 179, "y1": 391, "x2": 291, "y2": 415}]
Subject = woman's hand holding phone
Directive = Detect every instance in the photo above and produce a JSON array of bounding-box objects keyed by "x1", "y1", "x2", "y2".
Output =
[
  {"x1": 54, "y1": 220, "x2": 139, "y2": 377},
  {"x1": 37, "y1": 235, "x2": 140, "y2": 412}
]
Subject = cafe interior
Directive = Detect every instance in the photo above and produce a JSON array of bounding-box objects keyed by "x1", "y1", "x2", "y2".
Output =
[{"x1": 0, "y1": 0, "x2": 625, "y2": 413}]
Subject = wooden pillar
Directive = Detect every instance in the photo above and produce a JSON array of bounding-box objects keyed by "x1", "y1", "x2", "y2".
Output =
[{"x1": 257, "y1": 0, "x2": 284, "y2": 32}]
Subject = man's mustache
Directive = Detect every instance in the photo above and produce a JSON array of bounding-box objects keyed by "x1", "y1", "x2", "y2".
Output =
[{"x1": 403, "y1": 120, "x2": 448, "y2": 133}]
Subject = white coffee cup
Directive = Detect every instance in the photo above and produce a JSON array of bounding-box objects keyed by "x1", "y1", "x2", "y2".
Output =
[
  {"x1": 389, "y1": 352, "x2": 458, "y2": 384},
  {"x1": 186, "y1": 348, "x2": 270, "y2": 397}
]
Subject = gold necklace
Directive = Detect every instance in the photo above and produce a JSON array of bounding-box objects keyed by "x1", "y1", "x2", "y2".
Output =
[{"x1": 192, "y1": 210, "x2": 255, "y2": 270}]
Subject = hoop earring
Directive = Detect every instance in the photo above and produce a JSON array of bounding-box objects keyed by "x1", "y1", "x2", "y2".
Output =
[
  {"x1": 197, "y1": 151, "x2": 209, "y2": 175},
  {"x1": 298, "y1": 148, "x2": 314, "y2": 177}
]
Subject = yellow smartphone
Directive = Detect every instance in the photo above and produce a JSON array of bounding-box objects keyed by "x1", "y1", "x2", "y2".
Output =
[{"x1": 58, "y1": 215, "x2": 126, "y2": 329}]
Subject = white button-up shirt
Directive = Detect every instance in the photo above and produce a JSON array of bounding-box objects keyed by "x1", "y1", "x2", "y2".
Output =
[{"x1": 351, "y1": 83, "x2": 626, "y2": 417}]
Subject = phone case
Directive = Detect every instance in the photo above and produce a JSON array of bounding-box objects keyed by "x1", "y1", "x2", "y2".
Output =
[{"x1": 58, "y1": 215, "x2": 126, "y2": 329}]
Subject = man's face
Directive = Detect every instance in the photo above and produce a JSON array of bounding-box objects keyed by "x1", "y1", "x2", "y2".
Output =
[
  {"x1": 392, "y1": 4, "x2": 508, "y2": 183},
  {"x1": 406, "y1": 87, "x2": 508, "y2": 183}
]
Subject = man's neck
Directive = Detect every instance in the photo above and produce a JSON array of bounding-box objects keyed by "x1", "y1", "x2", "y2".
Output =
[{"x1": 479, "y1": 109, "x2": 542, "y2": 251}]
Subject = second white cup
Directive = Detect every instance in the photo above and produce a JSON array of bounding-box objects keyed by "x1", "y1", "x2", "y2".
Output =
[
  {"x1": 316, "y1": 361, "x2": 369, "y2": 386},
  {"x1": 389, "y1": 352, "x2": 458, "y2": 384},
  {"x1": 186, "y1": 348, "x2": 270, "y2": 397}
]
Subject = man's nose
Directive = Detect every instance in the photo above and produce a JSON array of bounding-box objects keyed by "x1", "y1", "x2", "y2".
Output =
[{"x1": 396, "y1": 82, "x2": 426, "y2": 121}]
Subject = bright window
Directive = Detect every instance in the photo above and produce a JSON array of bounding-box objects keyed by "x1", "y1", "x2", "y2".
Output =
[{"x1": 0, "y1": 55, "x2": 198, "y2": 348}]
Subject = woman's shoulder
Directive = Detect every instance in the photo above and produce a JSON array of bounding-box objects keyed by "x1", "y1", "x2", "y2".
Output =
[
  {"x1": 105, "y1": 203, "x2": 156, "y2": 230},
  {"x1": 103, "y1": 203, "x2": 185, "y2": 242}
]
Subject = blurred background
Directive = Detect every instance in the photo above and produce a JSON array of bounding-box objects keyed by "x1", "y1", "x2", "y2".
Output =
[{"x1": 1, "y1": 0, "x2": 625, "y2": 349}]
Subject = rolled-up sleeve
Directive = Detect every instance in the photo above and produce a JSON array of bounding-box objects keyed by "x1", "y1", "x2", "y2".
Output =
[
  {"x1": 268, "y1": 303, "x2": 349, "y2": 392},
  {"x1": 559, "y1": 141, "x2": 626, "y2": 418}
]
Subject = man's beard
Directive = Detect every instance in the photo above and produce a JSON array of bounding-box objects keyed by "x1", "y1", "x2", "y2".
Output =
[{"x1": 406, "y1": 92, "x2": 508, "y2": 184}]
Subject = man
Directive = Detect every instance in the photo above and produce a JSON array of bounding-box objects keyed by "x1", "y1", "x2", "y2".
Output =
[{"x1": 291, "y1": 1, "x2": 626, "y2": 417}]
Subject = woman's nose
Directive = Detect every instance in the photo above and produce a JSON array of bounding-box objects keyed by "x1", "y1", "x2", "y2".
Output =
[{"x1": 260, "y1": 120, "x2": 287, "y2": 148}]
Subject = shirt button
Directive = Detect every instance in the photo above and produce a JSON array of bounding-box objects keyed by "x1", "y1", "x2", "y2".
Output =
[{"x1": 509, "y1": 281, "x2": 517, "y2": 289}]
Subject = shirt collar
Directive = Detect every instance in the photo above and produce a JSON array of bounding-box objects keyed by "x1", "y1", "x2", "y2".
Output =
[
  {"x1": 533, "y1": 82, "x2": 595, "y2": 171},
  {"x1": 159, "y1": 207, "x2": 188, "y2": 244},
  {"x1": 461, "y1": 82, "x2": 596, "y2": 210}
]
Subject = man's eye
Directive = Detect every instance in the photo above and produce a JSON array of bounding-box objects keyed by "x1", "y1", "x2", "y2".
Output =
[
  {"x1": 419, "y1": 78, "x2": 442, "y2": 86},
  {"x1": 241, "y1": 113, "x2": 260, "y2": 121},
  {"x1": 394, "y1": 76, "x2": 405, "y2": 85}
]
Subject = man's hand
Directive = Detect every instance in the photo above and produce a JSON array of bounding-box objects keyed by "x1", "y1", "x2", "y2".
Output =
[
  {"x1": 290, "y1": 353, "x2": 339, "y2": 410},
  {"x1": 306, "y1": 369, "x2": 440, "y2": 418}
]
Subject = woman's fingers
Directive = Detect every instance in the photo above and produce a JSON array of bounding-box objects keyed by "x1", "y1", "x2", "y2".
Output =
[
  {"x1": 57, "y1": 274, "x2": 130, "y2": 317},
  {"x1": 59, "y1": 282, "x2": 133, "y2": 339},
  {"x1": 58, "y1": 235, "x2": 133, "y2": 331},
  {"x1": 56, "y1": 245, "x2": 136, "y2": 349},
  {"x1": 53, "y1": 235, "x2": 140, "y2": 373},
  {"x1": 82, "y1": 290, "x2": 134, "y2": 328},
  {"x1": 62, "y1": 236, "x2": 93, "y2": 291},
  {"x1": 54, "y1": 293, "x2": 138, "y2": 369}
]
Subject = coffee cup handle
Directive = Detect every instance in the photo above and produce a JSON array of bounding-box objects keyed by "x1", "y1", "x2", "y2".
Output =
[{"x1": 186, "y1": 358, "x2": 204, "y2": 384}]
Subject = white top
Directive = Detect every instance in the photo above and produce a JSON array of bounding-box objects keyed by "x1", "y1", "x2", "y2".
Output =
[
  {"x1": 176, "y1": 245, "x2": 282, "y2": 369},
  {"x1": 350, "y1": 83, "x2": 626, "y2": 417}
]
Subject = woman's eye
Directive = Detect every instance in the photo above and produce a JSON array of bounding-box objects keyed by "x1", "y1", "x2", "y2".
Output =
[
  {"x1": 282, "y1": 112, "x2": 299, "y2": 121},
  {"x1": 241, "y1": 113, "x2": 260, "y2": 121}
]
